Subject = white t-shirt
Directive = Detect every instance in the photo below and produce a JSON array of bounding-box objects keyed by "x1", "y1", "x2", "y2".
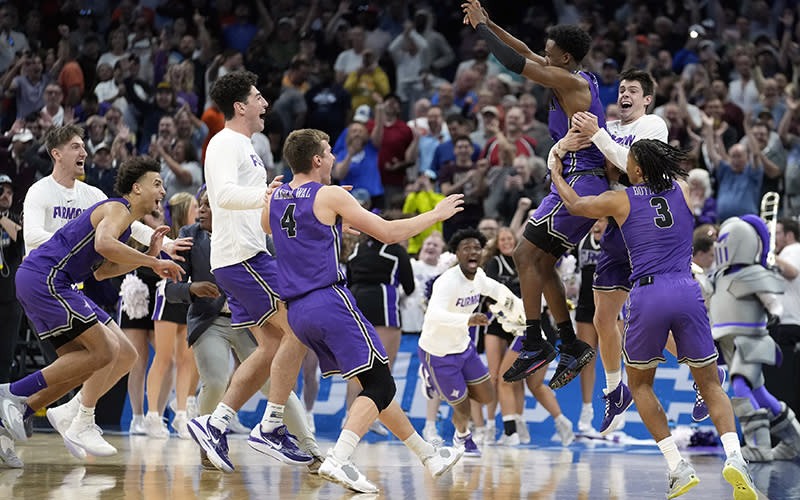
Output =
[
  {"x1": 779, "y1": 242, "x2": 800, "y2": 325},
  {"x1": 597, "y1": 114, "x2": 669, "y2": 172},
  {"x1": 419, "y1": 266, "x2": 515, "y2": 357},
  {"x1": 400, "y1": 259, "x2": 441, "y2": 333},
  {"x1": 204, "y1": 127, "x2": 268, "y2": 270},
  {"x1": 23, "y1": 175, "x2": 154, "y2": 254},
  {"x1": 334, "y1": 49, "x2": 364, "y2": 76}
]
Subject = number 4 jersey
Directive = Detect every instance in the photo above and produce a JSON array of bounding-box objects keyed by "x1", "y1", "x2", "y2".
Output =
[
  {"x1": 620, "y1": 180, "x2": 694, "y2": 281},
  {"x1": 270, "y1": 182, "x2": 345, "y2": 301}
]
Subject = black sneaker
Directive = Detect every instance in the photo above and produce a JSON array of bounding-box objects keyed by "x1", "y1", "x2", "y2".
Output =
[
  {"x1": 502, "y1": 342, "x2": 557, "y2": 382},
  {"x1": 548, "y1": 339, "x2": 595, "y2": 389}
]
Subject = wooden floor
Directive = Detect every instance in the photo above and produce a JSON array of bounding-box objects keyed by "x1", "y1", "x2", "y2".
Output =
[{"x1": 3, "y1": 433, "x2": 799, "y2": 500}]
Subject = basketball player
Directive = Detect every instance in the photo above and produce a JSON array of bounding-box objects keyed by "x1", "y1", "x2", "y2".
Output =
[
  {"x1": 462, "y1": 1, "x2": 601, "y2": 387},
  {"x1": 550, "y1": 139, "x2": 756, "y2": 500},
  {"x1": 0, "y1": 157, "x2": 183, "y2": 459},
  {"x1": 187, "y1": 71, "x2": 312, "y2": 473},
  {"x1": 266, "y1": 128, "x2": 465, "y2": 494}
]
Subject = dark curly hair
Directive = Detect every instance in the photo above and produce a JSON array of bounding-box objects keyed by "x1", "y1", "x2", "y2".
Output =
[
  {"x1": 448, "y1": 228, "x2": 487, "y2": 253},
  {"x1": 619, "y1": 68, "x2": 655, "y2": 97},
  {"x1": 114, "y1": 155, "x2": 162, "y2": 196},
  {"x1": 210, "y1": 70, "x2": 258, "y2": 120},
  {"x1": 546, "y1": 25, "x2": 592, "y2": 64},
  {"x1": 629, "y1": 139, "x2": 687, "y2": 194}
]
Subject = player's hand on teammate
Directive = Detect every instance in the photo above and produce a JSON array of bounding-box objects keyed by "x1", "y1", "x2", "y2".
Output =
[
  {"x1": 468, "y1": 312, "x2": 490, "y2": 326},
  {"x1": 432, "y1": 193, "x2": 465, "y2": 221},
  {"x1": 152, "y1": 258, "x2": 185, "y2": 283},
  {"x1": 461, "y1": 0, "x2": 487, "y2": 28},
  {"x1": 265, "y1": 175, "x2": 285, "y2": 202},
  {"x1": 189, "y1": 281, "x2": 221, "y2": 298},
  {"x1": 570, "y1": 111, "x2": 600, "y2": 138},
  {"x1": 549, "y1": 149, "x2": 564, "y2": 178},
  {"x1": 147, "y1": 225, "x2": 170, "y2": 257}
]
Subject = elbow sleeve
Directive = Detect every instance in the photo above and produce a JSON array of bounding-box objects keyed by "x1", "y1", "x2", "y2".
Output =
[{"x1": 476, "y1": 23, "x2": 526, "y2": 75}]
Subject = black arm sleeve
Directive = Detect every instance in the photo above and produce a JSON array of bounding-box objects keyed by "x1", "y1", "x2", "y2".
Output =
[{"x1": 475, "y1": 23, "x2": 526, "y2": 75}]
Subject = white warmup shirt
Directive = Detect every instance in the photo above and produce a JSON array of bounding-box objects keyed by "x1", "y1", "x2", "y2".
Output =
[
  {"x1": 419, "y1": 266, "x2": 517, "y2": 357},
  {"x1": 779, "y1": 242, "x2": 800, "y2": 326},
  {"x1": 204, "y1": 127, "x2": 268, "y2": 270},
  {"x1": 592, "y1": 114, "x2": 669, "y2": 172},
  {"x1": 23, "y1": 175, "x2": 157, "y2": 253}
]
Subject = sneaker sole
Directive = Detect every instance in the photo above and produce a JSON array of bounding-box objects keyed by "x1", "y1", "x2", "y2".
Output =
[
  {"x1": 723, "y1": 465, "x2": 757, "y2": 500},
  {"x1": 186, "y1": 421, "x2": 234, "y2": 473},
  {"x1": 667, "y1": 474, "x2": 700, "y2": 499},
  {"x1": 549, "y1": 348, "x2": 595, "y2": 390},
  {"x1": 503, "y1": 349, "x2": 557, "y2": 383},
  {"x1": 65, "y1": 434, "x2": 117, "y2": 457},
  {"x1": 247, "y1": 437, "x2": 314, "y2": 465},
  {"x1": 430, "y1": 448, "x2": 464, "y2": 478},
  {"x1": 46, "y1": 410, "x2": 86, "y2": 460},
  {"x1": 318, "y1": 466, "x2": 379, "y2": 493}
]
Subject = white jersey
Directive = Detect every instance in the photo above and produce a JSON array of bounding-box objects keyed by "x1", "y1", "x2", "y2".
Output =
[
  {"x1": 419, "y1": 266, "x2": 515, "y2": 357},
  {"x1": 779, "y1": 242, "x2": 800, "y2": 325},
  {"x1": 23, "y1": 175, "x2": 158, "y2": 254},
  {"x1": 594, "y1": 114, "x2": 669, "y2": 172},
  {"x1": 204, "y1": 127, "x2": 268, "y2": 270}
]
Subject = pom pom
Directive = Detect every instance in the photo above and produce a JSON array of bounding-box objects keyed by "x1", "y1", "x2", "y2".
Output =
[{"x1": 120, "y1": 273, "x2": 150, "y2": 319}]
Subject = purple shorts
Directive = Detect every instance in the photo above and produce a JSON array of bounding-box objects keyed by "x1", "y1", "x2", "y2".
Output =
[
  {"x1": 418, "y1": 343, "x2": 489, "y2": 405},
  {"x1": 287, "y1": 284, "x2": 388, "y2": 379},
  {"x1": 213, "y1": 252, "x2": 281, "y2": 329},
  {"x1": 16, "y1": 267, "x2": 99, "y2": 343},
  {"x1": 593, "y1": 222, "x2": 632, "y2": 292},
  {"x1": 623, "y1": 273, "x2": 718, "y2": 370},
  {"x1": 524, "y1": 174, "x2": 608, "y2": 257}
]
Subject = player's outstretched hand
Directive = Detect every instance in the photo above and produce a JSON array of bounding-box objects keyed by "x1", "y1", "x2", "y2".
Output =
[
  {"x1": 189, "y1": 281, "x2": 221, "y2": 298},
  {"x1": 152, "y1": 259, "x2": 185, "y2": 283},
  {"x1": 461, "y1": 0, "x2": 486, "y2": 28},
  {"x1": 163, "y1": 235, "x2": 193, "y2": 262},
  {"x1": 265, "y1": 175, "x2": 285, "y2": 202},
  {"x1": 147, "y1": 225, "x2": 170, "y2": 257},
  {"x1": 433, "y1": 194, "x2": 464, "y2": 221}
]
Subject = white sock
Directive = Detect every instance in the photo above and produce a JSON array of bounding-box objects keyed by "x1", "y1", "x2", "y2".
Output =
[
  {"x1": 403, "y1": 432, "x2": 436, "y2": 460},
  {"x1": 580, "y1": 403, "x2": 593, "y2": 419},
  {"x1": 175, "y1": 410, "x2": 187, "y2": 419},
  {"x1": 423, "y1": 420, "x2": 437, "y2": 431},
  {"x1": 260, "y1": 402, "x2": 285, "y2": 432},
  {"x1": 455, "y1": 427, "x2": 470, "y2": 438},
  {"x1": 209, "y1": 402, "x2": 236, "y2": 432},
  {"x1": 605, "y1": 369, "x2": 622, "y2": 393},
  {"x1": 332, "y1": 429, "x2": 361, "y2": 462},
  {"x1": 555, "y1": 414, "x2": 570, "y2": 427},
  {"x1": 657, "y1": 436, "x2": 683, "y2": 471},
  {"x1": 75, "y1": 403, "x2": 95, "y2": 424},
  {"x1": 720, "y1": 432, "x2": 742, "y2": 458}
]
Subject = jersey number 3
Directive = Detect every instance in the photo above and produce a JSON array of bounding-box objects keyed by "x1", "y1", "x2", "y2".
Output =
[
  {"x1": 650, "y1": 197, "x2": 673, "y2": 228},
  {"x1": 280, "y1": 204, "x2": 297, "y2": 238}
]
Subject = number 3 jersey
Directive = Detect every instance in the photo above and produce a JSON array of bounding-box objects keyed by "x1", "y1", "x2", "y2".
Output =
[
  {"x1": 621, "y1": 180, "x2": 693, "y2": 281},
  {"x1": 270, "y1": 182, "x2": 345, "y2": 301}
]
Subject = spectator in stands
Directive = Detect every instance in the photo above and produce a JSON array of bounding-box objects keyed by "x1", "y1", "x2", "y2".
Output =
[
  {"x1": 729, "y1": 53, "x2": 762, "y2": 115},
  {"x1": 703, "y1": 98, "x2": 739, "y2": 149},
  {"x1": 175, "y1": 104, "x2": 208, "y2": 160},
  {"x1": 204, "y1": 49, "x2": 244, "y2": 111},
  {"x1": 414, "y1": 9, "x2": 454, "y2": 77},
  {"x1": 388, "y1": 20, "x2": 428, "y2": 111},
  {"x1": 0, "y1": 128, "x2": 47, "y2": 213},
  {"x1": 333, "y1": 106, "x2": 385, "y2": 208},
  {"x1": 402, "y1": 174, "x2": 445, "y2": 255},
  {"x1": 2, "y1": 51, "x2": 48, "y2": 119},
  {"x1": 0, "y1": 4, "x2": 29, "y2": 74},
  {"x1": 97, "y1": 28, "x2": 129, "y2": 71},
  {"x1": 223, "y1": 3, "x2": 260, "y2": 55},
  {"x1": 430, "y1": 81, "x2": 460, "y2": 116},
  {"x1": 304, "y1": 63, "x2": 351, "y2": 142},
  {"x1": 0, "y1": 174, "x2": 23, "y2": 385},
  {"x1": 364, "y1": 93, "x2": 414, "y2": 207},
  {"x1": 687, "y1": 168, "x2": 717, "y2": 227},
  {"x1": 83, "y1": 142, "x2": 117, "y2": 197},
  {"x1": 430, "y1": 113, "x2": 480, "y2": 176},
  {"x1": 132, "y1": 81, "x2": 177, "y2": 154},
  {"x1": 752, "y1": 78, "x2": 787, "y2": 128},
  {"x1": 85, "y1": 114, "x2": 110, "y2": 156},
  {"x1": 705, "y1": 121, "x2": 763, "y2": 222},
  {"x1": 166, "y1": 60, "x2": 199, "y2": 115},
  {"x1": 40, "y1": 83, "x2": 70, "y2": 127},
  {"x1": 334, "y1": 26, "x2": 367, "y2": 83},
  {"x1": 480, "y1": 106, "x2": 536, "y2": 167},
  {"x1": 410, "y1": 104, "x2": 449, "y2": 178},
  {"x1": 519, "y1": 93, "x2": 552, "y2": 160},
  {"x1": 343, "y1": 48, "x2": 390, "y2": 111},
  {"x1": 440, "y1": 136, "x2": 489, "y2": 239},
  {"x1": 456, "y1": 39, "x2": 501, "y2": 80},
  {"x1": 748, "y1": 121, "x2": 787, "y2": 198}
]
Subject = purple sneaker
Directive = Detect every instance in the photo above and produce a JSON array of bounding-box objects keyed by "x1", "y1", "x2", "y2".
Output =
[
  {"x1": 187, "y1": 415, "x2": 234, "y2": 473},
  {"x1": 248, "y1": 424, "x2": 313, "y2": 465},
  {"x1": 692, "y1": 366, "x2": 726, "y2": 422},
  {"x1": 453, "y1": 432, "x2": 481, "y2": 457},
  {"x1": 599, "y1": 382, "x2": 633, "y2": 435}
]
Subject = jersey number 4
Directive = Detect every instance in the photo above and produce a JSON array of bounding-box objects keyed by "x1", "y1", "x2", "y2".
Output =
[
  {"x1": 650, "y1": 197, "x2": 673, "y2": 228},
  {"x1": 280, "y1": 203, "x2": 297, "y2": 238}
]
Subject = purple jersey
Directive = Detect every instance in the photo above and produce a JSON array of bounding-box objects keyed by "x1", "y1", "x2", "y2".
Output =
[
  {"x1": 620, "y1": 180, "x2": 693, "y2": 281},
  {"x1": 19, "y1": 198, "x2": 132, "y2": 284},
  {"x1": 270, "y1": 182, "x2": 345, "y2": 301},
  {"x1": 548, "y1": 71, "x2": 607, "y2": 176}
]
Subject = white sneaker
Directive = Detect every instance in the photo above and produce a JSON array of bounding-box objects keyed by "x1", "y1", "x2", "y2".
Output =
[
  {"x1": 555, "y1": 416, "x2": 575, "y2": 446},
  {"x1": 172, "y1": 412, "x2": 191, "y2": 440},
  {"x1": 422, "y1": 423, "x2": 443, "y2": 447},
  {"x1": 129, "y1": 414, "x2": 146, "y2": 435},
  {"x1": 318, "y1": 450, "x2": 379, "y2": 493},
  {"x1": 578, "y1": 405, "x2": 594, "y2": 433},
  {"x1": 368, "y1": 421, "x2": 388, "y2": 436},
  {"x1": 0, "y1": 384, "x2": 27, "y2": 442},
  {"x1": 484, "y1": 421, "x2": 496, "y2": 445},
  {"x1": 227, "y1": 416, "x2": 250, "y2": 435},
  {"x1": 306, "y1": 410, "x2": 315, "y2": 434},
  {"x1": 144, "y1": 413, "x2": 169, "y2": 439},
  {"x1": 0, "y1": 426, "x2": 23, "y2": 468},
  {"x1": 497, "y1": 432, "x2": 520, "y2": 446},
  {"x1": 516, "y1": 416, "x2": 530, "y2": 444},
  {"x1": 186, "y1": 396, "x2": 199, "y2": 419},
  {"x1": 46, "y1": 405, "x2": 86, "y2": 459},
  {"x1": 65, "y1": 420, "x2": 117, "y2": 457},
  {"x1": 422, "y1": 445, "x2": 463, "y2": 477}
]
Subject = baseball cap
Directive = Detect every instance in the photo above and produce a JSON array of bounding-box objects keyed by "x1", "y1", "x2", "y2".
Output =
[
  {"x1": 481, "y1": 105, "x2": 500, "y2": 117},
  {"x1": 0, "y1": 174, "x2": 12, "y2": 185},
  {"x1": 12, "y1": 129, "x2": 33, "y2": 143},
  {"x1": 635, "y1": 35, "x2": 649, "y2": 45},
  {"x1": 603, "y1": 58, "x2": 619, "y2": 70},
  {"x1": 353, "y1": 104, "x2": 372, "y2": 123},
  {"x1": 156, "y1": 81, "x2": 173, "y2": 91}
]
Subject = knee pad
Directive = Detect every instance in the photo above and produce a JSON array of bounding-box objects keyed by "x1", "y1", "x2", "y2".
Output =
[{"x1": 356, "y1": 362, "x2": 396, "y2": 412}]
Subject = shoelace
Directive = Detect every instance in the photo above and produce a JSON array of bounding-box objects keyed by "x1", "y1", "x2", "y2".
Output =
[{"x1": 693, "y1": 383, "x2": 705, "y2": 405}]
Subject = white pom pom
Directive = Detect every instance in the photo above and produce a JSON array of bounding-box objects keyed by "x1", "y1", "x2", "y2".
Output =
[
  {"x1": 672, "y1": 425, "x2": 694, "y2": 449},
  {"x1": 120, "y1": 273, "x2": 150, "y2": 319}
]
